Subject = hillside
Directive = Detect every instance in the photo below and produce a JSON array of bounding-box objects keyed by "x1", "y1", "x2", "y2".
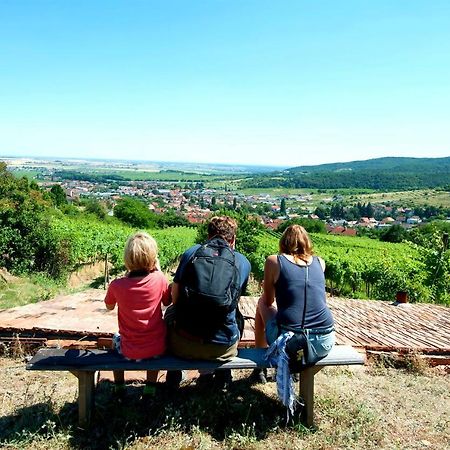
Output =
[
  {"x1": 240, "y1": 156, "x2": 450, "y2": 191},
  {"x1": 287, "y1": 156, "x2": 450, "y2": 174}
]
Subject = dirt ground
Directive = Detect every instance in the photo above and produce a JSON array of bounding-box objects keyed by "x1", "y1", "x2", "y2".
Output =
[{"x1": 0, "y1": 355, "x2": 449, "y2": 450}]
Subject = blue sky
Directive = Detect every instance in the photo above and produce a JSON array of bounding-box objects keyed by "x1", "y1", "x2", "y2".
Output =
[{"x1": 1, "y1": 1, "x2": 450, "y2": 167}]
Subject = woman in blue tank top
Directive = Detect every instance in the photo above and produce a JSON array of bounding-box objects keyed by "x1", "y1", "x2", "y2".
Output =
[{"x1": 252, "y1": 225, "x2": 335, "y2": 382}]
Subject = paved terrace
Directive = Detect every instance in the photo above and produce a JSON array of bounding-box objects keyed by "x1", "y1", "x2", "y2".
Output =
[{"x1": 0, "y1": 289, "x2": 449, "y2": 360}]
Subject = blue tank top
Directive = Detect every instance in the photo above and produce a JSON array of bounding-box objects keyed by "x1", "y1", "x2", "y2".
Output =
[{"x1": 275, "y1": 255, "x2": 334, "y2": 331}]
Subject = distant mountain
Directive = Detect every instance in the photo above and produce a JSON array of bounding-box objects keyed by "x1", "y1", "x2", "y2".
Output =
[
  {"x1": 286, "y1": 156, "x2": 450, "y2": 174},
  {"x1": 241, "y1": 156, "x2": 450, "y2": 191}
]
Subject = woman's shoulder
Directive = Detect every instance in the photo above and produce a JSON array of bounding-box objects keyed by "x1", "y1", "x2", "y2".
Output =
[
  {"x1": 265, "y1": 254, "x2": 279, "y2": 264},
  {"x1": 313, "y1": 255, "x2": 326, "y2": 272}
]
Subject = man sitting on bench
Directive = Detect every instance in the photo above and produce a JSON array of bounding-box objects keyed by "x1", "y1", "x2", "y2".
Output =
[{"x1": 165, "y1": 216, "x2": 251, "y2": 389}]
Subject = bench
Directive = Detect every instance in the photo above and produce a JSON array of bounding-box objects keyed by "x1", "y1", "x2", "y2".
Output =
[{"x1": 26, "y1": 345, "x2": 364, "y2": 428}]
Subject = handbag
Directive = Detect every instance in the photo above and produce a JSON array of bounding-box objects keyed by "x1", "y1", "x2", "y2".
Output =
[{"x1": 284, "y1": 264, "x2": 322, "y2": 373}]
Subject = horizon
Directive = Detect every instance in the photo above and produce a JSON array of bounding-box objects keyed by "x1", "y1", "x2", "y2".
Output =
[
  {"x1": 1, "y1": 1, "x2": 450, "y2": 166},
  {"x1": 3, "y1": 153, "x2": 450, "y2": 173}
]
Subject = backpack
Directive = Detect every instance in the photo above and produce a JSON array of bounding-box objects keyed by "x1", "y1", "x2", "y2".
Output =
[{"x1": 175, "y1": 238, "x2": 241, "y2": 339}]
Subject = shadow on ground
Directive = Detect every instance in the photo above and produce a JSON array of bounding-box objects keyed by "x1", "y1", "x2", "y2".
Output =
[{"x1": 0, "y1": 376, "x2": 294, "y2": 449}]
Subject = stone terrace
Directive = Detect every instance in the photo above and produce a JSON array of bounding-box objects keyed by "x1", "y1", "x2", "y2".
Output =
[{"x1": 0, "y1": 289, "x2": 449, "y2": 362}]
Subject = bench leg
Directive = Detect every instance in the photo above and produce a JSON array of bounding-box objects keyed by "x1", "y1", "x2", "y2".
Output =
[
  {"x1": 299, "y1": 367, "x2": 322, "y2": 427},
  {"x1": 71, "y1": 371, "x2": 96, "y2": 427}
]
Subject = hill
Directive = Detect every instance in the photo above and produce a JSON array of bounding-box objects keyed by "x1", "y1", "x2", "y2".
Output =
[
  {"x1": 241, "y1": 156, "x2": 450, "y2": 191},
  {"x1": 287, "y1": 156, "x2": 450, "y2": 174}
]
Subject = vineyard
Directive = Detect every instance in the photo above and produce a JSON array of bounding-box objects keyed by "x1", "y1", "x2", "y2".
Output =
[
  {"x1": 49, "y1": 216, "x2": 197, "y2": 273},
  {"x1": 252, "y1": 230, "x2": 447, "y2": 304},
  {"x1": 31, "y1": 217, "x2": 450, "y2": 305}
]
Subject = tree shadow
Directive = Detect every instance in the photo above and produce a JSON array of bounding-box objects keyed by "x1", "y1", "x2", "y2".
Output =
[
  {"x1": 74, "y1": 376, "x2": 289, "y2": 448},
  {"x1": 0, "y1": 376, "x2": 295, "y2": 449},
  {"x1": 0, "y1": 400, "x2": 77, "y2": 443}
]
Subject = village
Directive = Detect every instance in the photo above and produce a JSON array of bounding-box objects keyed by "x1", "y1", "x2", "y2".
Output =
[{"x1": 42, "y1": 175, "x2": 430, "y2": 236}]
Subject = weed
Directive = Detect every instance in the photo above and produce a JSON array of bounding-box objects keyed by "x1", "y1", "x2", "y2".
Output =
[
  {"x1": 226, "y1": 421, "x2": 258, "y2": 448},
  {"x1": 368, "y1": 351, "x2": 430, "y2": 375}
]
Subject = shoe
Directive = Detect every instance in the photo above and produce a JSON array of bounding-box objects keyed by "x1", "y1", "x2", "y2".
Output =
[
  {"x1": 214, "y1": 369, "x2": 232, "y2": 391},
  {"x1": 249, "y1": 368, "x2": 267, "y2": 384},
  {"x1": 165, "y1": 370, "x2": 183, "y2": 389}
]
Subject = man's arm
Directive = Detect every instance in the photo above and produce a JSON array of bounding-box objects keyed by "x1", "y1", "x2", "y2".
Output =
[
  {"x1": 170, "y1": 282, "x2": 180, "y2": 304},
  {"x1": 170, "y1": 245, "x2": 199, "y2": 305},
  {"x1": 237, "y1": 254, "x2": 251, "y2": 295}
]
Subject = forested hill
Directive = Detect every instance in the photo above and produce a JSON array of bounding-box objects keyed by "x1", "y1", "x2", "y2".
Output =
[
  {"x1": 288, "y1": 156, "x2": 450, "y2": 174},
  {"x1": 242, "y1": 157, "x2": 450, "y2": 191}
]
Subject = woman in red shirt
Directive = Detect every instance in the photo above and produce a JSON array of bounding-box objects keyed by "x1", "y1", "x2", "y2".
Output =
[{"x1": 105, "y1": 231, "x2": 171, "y2": 396}]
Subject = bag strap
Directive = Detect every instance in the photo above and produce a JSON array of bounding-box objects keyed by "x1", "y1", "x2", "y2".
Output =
[{"x1": 301, "y1": 265, "x2": 308, "y2": 329}]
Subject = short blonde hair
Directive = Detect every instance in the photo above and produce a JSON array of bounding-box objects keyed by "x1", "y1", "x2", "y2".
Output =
[
  {"x1": 279, "y1": 225, "x2": 313, "y2": 262},
  {"x1": 124, "y1": 231, "x2": 158, "y2": 272}
]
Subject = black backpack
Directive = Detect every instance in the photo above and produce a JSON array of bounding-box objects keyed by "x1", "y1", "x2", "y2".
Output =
[{"x1": 175, "y1": 238, "x2": 241, "y2": 339}]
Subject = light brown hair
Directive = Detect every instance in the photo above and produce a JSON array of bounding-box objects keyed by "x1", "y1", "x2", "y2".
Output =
[
  {"x1": 279, "y1": 224, "x2": 313, "y2": 262},
  {"x1": 124, "y1": 231, "x2": 158, "y2": 272},
  {"x1": 207, "y1": 216, "x2": 238, "y2": 243}
]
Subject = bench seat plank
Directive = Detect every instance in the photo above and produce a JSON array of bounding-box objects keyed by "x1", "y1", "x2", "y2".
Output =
[{"x1": 26, "y1": 345, "x2": 364, "y2": 372}]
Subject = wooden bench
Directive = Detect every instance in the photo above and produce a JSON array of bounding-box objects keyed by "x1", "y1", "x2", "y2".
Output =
[{"x1": 26, "y1": 345, "x2": 364, "y2": 428}]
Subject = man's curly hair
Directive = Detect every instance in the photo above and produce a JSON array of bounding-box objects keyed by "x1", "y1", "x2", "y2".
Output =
[{"x1": 207, "y1": 216, "x2": 237, "y2": 243}]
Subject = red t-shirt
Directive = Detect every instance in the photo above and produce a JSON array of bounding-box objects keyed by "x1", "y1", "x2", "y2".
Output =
[{"x1": 104, "y1": 271, "x2": 170, "y2": 360}]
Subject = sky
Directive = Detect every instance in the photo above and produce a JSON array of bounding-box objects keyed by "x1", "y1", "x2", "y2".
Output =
[{"x1": 1, "y1": 1, "x2": 450, "y2": 168}]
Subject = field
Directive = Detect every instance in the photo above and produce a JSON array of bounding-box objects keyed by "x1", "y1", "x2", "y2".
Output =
[
  {"x1": 354, "y1": 189, "x2": 450, "y2": 208},
  {"x1": 0, "y1": 355, "x2": 448, "y2": 449}
]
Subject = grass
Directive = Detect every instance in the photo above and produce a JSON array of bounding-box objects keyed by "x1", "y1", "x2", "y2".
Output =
[
  {"x1": 0, "y1": 274, "x2": 63, "y2": 310},
  {"x1": 0, "y1": 357, "x2": 448, "y2": 450}
]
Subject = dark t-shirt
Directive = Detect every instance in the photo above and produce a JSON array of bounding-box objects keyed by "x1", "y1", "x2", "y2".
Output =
[{"x1": 174, "y1": 240, "x2": 251, "y2": 345}]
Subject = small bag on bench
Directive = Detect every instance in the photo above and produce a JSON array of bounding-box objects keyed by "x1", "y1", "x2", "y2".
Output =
[{"x1": 284, "y1": 330, "x2": 320, "y2": 373}]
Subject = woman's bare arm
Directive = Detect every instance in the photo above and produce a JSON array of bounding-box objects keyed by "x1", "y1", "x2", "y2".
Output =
[
  {"x1": 318, "y1": 256, "x2": 326, "y2": 272},
  {"x1": 263, "y1": 255, "x2": 279, "y2": 307}
]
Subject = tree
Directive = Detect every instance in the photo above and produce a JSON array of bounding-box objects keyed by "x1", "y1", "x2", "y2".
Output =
[
  {"x1": 330, "y1": 203, "x2": 345, "y2": 220},
  {"x1": 277, "y1": 217, "x2": 326, "y2": 234},
  {"x1": 158, "y1": 210, "x2": 191, "y2": 228},
  {"x1": 380, "y1": 224, "x2": 407, "y2": 243},
  {"x1": 84, "y1": 199, "x2": 107, "y2": 220},
  {"x1": 50, "y1": 184, "x2": 67, "y2": 207},
  {"x1": 280, "y1": 198, "x2": 287, "y2": 216},
  {"x1": 114, "y1": 197, "x2": 158, "y2": 228},
  {"x1": 314, "y1": 205, "x2": 329, "y2": 220},
  {"x1": 0, "y1": 163, "x2": 67, "y2": 277}
]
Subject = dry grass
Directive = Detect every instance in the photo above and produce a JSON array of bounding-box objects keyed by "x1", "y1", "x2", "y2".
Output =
[{"x1": 0, "y1": 356, "x2": 449, "y2": 450}]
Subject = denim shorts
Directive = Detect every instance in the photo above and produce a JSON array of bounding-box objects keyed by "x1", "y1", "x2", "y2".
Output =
[{"x1": 266, "y1": 319, "x2": 335, "y2": 358}]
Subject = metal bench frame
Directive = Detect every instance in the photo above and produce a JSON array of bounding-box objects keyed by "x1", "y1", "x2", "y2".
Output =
[{"x1": 27, "y1": 345, "x2": 364, "y2": 428}]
